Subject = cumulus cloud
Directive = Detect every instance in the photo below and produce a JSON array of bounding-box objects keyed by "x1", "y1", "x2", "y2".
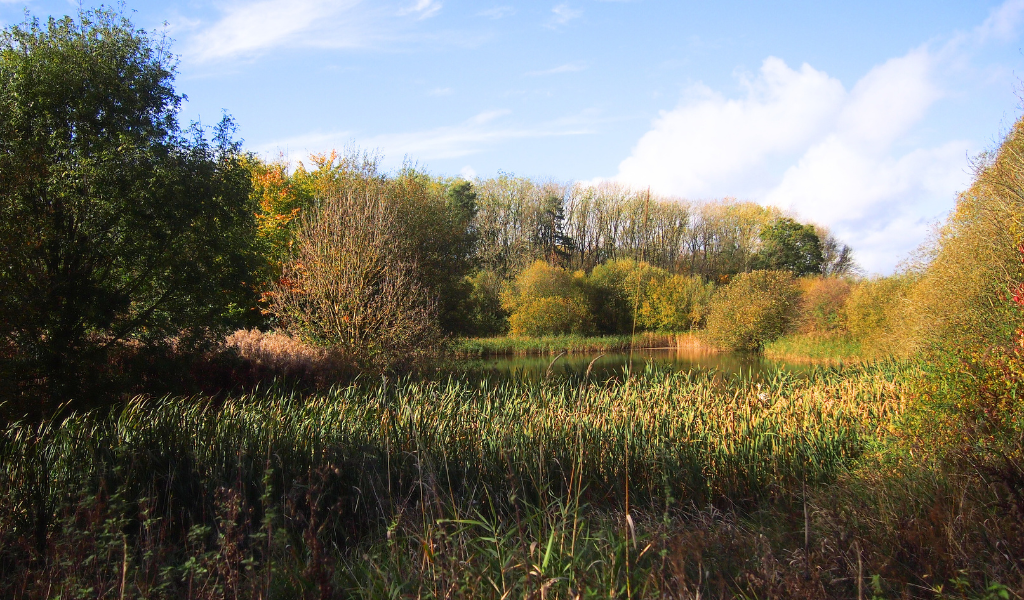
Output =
[
  {"x1": 618, "y1": 57, "x2": 845, "y2": 199},
  {"x1": 615, "y1": 47, "x2": 976, "y2": 273}
]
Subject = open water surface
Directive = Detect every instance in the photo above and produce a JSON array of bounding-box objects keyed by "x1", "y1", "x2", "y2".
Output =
[{"x1": 454, "y1": 347, "x2": 819, "y2": 382}]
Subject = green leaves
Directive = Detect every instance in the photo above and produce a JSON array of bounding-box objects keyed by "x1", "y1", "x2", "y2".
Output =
[{"x1": 0, "y1": 9, "x2": 264, "y2": 412}]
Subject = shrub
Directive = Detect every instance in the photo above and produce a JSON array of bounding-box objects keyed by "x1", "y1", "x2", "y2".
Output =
[
  {"x1": 587, "y1": 259, "x2": 668, "y2": 334},
  {"x1": 508, "y1": 297, "x2": 594, "y2": 337},
  {"x1": 844, "y1": 276, "x2": 912, "y2": 356},
  {"x1": 704, "y1": 270, "x2": 799, "y2": 351},
  {"x1": 794, "y1": 276, "x2": 852, "y2": 334},
  {"x1": 637, "y1": 274, "x2": 714, "y2": 332},
  {"x1": 502, "y1": 261, "x2": 594, "y2": 336},
  {"x1": 269, "y1": 161, "x2": 441, "y2": 368}
]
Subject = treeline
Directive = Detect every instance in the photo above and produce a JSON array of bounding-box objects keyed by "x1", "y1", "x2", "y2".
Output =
[
  {"x1": 253, "y1": 154, "x2": 856, "y2": 350},
  {"x1": 473, "y1": 175, "x2": 853, "y2": 278},
  {"x1": 0, "y1": 8, "x2": 857, "y2": 415}
]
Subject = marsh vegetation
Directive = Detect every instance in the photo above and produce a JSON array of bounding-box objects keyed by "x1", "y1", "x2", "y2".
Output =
[{"x1": 3, "y1": 8, "x2": 1024, "y2": 599}]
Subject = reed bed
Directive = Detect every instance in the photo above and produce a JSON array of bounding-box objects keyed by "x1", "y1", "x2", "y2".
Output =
[{"x1": 0, "y1": 363, "x2": 911, "y2": 598}]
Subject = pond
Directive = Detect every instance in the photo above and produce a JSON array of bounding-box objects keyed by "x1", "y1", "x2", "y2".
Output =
[{"x1": 452, "y1": 347, "x2": 822, "y2": 382}]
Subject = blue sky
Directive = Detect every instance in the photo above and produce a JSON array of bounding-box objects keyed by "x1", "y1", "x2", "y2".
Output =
[{"x1": 2, "y1": 0, "x2": 1023, "y2": 273}]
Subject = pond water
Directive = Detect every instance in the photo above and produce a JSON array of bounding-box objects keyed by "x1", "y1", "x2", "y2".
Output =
[{"x1": 453, "y1": 348, "x2": 819, "y2": 382}]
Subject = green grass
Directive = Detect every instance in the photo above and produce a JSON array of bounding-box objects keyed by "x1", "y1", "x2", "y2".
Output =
[
  {"x1": 0, "y1": 363, "x2": 912, "y2": 598},
  {"x1": 451, "y1": 332, "x2": 678, "y2": 357},
  {"x1": 763, "y1": 332, "x2": 864, "y2": 362}
]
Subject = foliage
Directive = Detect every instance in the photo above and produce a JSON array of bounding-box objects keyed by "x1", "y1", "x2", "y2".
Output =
[
  {"x1": 794, "y1": 276, "x2": 852, "y2": 334},
  {"x1": 474, "y1": 178, "x2": 836, "y2": 281},
  {"x1": 704, "y1": 270, "x2": 799, "y2": 351},
  {"x1": 637, "y1": 273, "x2": 715, "y2": 332},
  {"x1": 586, "y1": 258, "x2": 668, "y2": 334},
  {"x1": 269, "y1": 155, "x2": 441, "y2": 368},
  {"x1": 757, "y1": 217, "x2": 824, "y2": 275},
  {"x1": 460, "y1": 270, "x2": 508, "y2": 336},
  {"x1": 817, "y1": 225, "x2": 857, "y2": 276},
  {"x1": 844, "y1": 276, "x2": 912, "y2": 356},
  {"x1": 0, "y1": 10, "x2": 264, "y2": 410},
  {"x1": 507, "y1": 296, "x2": 595, "y2": 337},
  {"x1": 501, "y1": 261, "x2": 594, "y2": 336},
  {"x1": 905, "y1": 117, "x2": 1024, "y2": 357}
]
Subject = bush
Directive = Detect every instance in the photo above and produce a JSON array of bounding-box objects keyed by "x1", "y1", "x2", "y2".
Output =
[
  {"x1": 637, "y1": 274, "x2": 714, "y2": 332},
  {"x1": 587, "y1": 259, "x2": 668, "y2": 334},
  {"x1": 794, "y1": 276, "x2": 852, "y2": 334},
  {"x1": 269, "y1": 158, "x2": 441, "y2": 368},
  {"x1": 704, "y1": 270, "x2": 798, "y2": 351},
  {"x1": 844, "y1": 276, "x2": 911, "y2": 356},
  {"x1": 502, "y1": 261, "x2": 594, "y2": 336},
  {"x1": 508, "y1": 297, "x2": 594, "y2": 337}
]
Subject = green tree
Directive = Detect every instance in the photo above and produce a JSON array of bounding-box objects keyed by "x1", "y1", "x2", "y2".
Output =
[
  {"x1": 757, "y1": 218, "x2": 824, "y2": 276},
  {"x1": 0, "y1": 11, "x2": 264, "y2": 410},
  {"x1": 637, "y1": 274, "x2": 714, "y2": 332}
]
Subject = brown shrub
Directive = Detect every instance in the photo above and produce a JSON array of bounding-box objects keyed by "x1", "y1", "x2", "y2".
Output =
[{"x1": 267, "y1": 161, "x2": 442, "y2": 369}]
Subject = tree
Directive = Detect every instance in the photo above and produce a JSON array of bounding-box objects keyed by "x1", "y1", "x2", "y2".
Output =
[
  {"x1": 270, "y1": 176, "x2": 440, "y2": 368},
  {"x1": 0, "y1": 10, "x2": 264, "y2": 409},
  {"x1": 757, "y1": 218, "x2": 824, "y2": 276}
]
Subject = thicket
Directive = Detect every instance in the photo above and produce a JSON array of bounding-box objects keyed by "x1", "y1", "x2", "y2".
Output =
[{"x1": 704, "y1": 271, "x2": 800, "y2": 351}]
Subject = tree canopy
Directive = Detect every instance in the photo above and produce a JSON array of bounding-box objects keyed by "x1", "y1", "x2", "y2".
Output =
[
  {"x1": 756, "y1": 218, "x2": 824, "y2": 276},
  {"x1": 0, "y1": 10, "x2": 264, "y2": 409}
]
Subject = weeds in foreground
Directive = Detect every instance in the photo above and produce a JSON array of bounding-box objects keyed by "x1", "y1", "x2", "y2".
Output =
[{"x1": 2, "y1": 363, "x2": 1020, "y2": 597}]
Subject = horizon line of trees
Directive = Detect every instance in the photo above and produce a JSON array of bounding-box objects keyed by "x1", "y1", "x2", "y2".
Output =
[
  {"x1": 252, "y1": 153, "x2": 859, "y2": 347},
  {"x1": 0, "y1": 7, "x2": 862, "y2": 413}
]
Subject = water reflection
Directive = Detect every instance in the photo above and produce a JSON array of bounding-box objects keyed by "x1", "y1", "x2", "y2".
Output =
[{"x1": 456, "y1": 348, "x2": 814, "y2": 382}]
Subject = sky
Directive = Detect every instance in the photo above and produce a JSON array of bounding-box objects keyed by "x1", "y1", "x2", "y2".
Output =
[{"x1": 2, "y1": 1, "x2": 1023, "y2": 273}]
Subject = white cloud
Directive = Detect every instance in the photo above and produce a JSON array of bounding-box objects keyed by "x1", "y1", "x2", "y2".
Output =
[
  {"x1": 976, "y1": 0, "x2": 1024, "y2": 42},
  {"x1": 428, "y1": 87, "x2": 454, "y2": 96},
  {"x1": 182, "y1": 0, "x2": 447, "y2": 63},
  {"x1": 478, "y1": 6, "x2": 515, "y2": 19},
  {"x1": 460, "y1": 165, "x2": 478, "y2": 179},
  {"x1": 398, "y1": 0, "x2": 442, "y2": 19},
  {"x1": 257, "y1": 110, "x2": 593, "y2": 170},
  {"x1": 547, "y1": 4, "x2": 582, "y2": 27},
  {"x1": 184, "y1": 0, "x2": 367, "y2": 62},
  {"x1": 526, "y1": 62, "x2": 587, "y2": 76},
  {"x1": 614, "y1": 48, "x2": 976, "y2": 274},
  {"x1": 617, "y1": 57, "x2": 846, "y2": 198}
]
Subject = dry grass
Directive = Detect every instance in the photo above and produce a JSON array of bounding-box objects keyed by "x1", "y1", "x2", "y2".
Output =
[{"x1": 223, "y1": 329, "x2": 356, "y2": 385}]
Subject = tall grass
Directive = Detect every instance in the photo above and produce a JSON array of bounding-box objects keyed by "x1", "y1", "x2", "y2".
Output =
[
  {"x1": 763, "y1": 332, "x2": 863, "y2": 363},
  {"x1": 0, "y1": 364, "x2": 909, "y2": 597}
]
